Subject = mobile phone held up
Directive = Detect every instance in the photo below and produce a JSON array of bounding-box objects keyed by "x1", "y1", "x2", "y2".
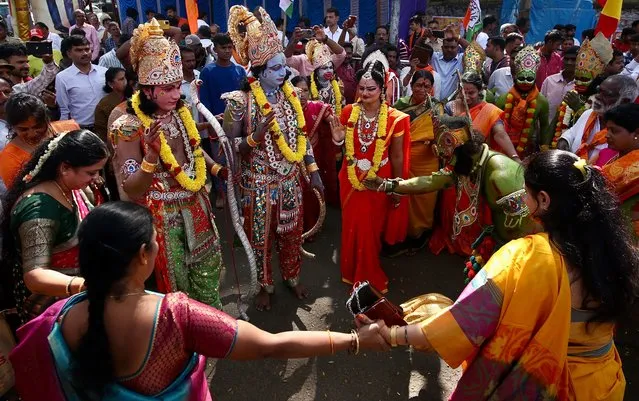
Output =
[
  {"x1": 300, "y1": 29, "x2": 314, "y2": 39},
  {"x1": 26, "y1": 41, "x2": 52, "y2": 57}
]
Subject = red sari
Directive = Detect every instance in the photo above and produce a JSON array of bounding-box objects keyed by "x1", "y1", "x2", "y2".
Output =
[
  {"x1": 302, "y1": 101, "x2": 339, "y2": 232},
  {"x1": 339, "y1": 104, "x2": 411, "y2": 293}
]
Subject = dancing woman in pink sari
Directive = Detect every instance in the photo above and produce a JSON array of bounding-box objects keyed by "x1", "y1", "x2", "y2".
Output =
[{"x1": 10, "y1": 202, "x2": 389, "y2": 400}]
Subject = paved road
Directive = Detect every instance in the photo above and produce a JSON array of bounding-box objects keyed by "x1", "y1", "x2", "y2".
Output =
[{"x1": 209, "y1": 206, "x2": 637, "y2": 401}]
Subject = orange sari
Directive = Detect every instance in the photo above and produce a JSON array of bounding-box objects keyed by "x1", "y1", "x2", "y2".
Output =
[
  {"x1": 0, "y1": 120, "x2": 80, "y2": 189},
  {"x1": 603, "y1": 149, "x2": 639, "y2": 237},
  {"x1": 339, "y1": 104, "x2": 410, "y2": 293}
]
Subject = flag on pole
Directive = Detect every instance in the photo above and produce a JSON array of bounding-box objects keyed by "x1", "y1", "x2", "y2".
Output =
[
  {"x1": 463, "y1": 0, "x2": 482, "y2": 41},
  {"x1": 595, "y1": 0, "x2": 623, "y2": 38},
  {"x1": 279, "y1": 0, "x2": 294, "y2": 18},
  {"x1": 185, "y1": 0, "x2": 199, "y2": 34}
]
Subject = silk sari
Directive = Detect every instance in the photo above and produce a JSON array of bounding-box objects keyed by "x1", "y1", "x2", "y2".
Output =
[
  {"x1": 10, "y1": 191, "x2": 92, "y2": 321},
  {"x1": 420, "y1": 233, "x2": 624, "y2": 400},
  {"x1": 339, "y1": 104, "x2": 411, "y2": 293},
  {"x1": 10, "y1": 291, "x2": 237, "y2": 400},
  {"x1": 603, "y1": 149, "x2": 639, "y2": 237},
  {"x1": 393, "y1": 96, "x2": 440, "y2": 237}
]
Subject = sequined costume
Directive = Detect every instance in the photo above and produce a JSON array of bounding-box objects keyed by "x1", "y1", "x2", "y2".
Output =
[
  {"x1": 11, "y1": 292, "x2": 237, "y2": 400},
  {"x1": 225, "y1": 6, "x2": 319, "y2": 293},
  {"x1": 109, "y1": 19, "x2": 224, "y2": 308}
]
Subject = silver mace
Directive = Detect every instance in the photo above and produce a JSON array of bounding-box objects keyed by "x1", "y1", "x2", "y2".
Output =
[{"x1": 190, "y1": 80, "x2": 255, "y2": 321}]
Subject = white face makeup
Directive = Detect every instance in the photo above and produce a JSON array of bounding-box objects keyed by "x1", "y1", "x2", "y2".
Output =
[
  {"x1": 260, "y1": 53, "x2": 287, "y2": 92},
  {"x1": 317, "y1": 63, "x2": 334, "y2": 85}
]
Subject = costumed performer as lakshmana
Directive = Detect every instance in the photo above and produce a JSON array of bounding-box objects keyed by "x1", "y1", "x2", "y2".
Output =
[
  {"x1": 495, "y1": 46, "x2": 550, "y2": 158},
  {"x1": 364, "y1": 111, "x2": 534, "y2": 282},
  {"x1": 109, "y1": 19, "x2": 226, "y2": 308},
  {"x1": 329, "y1": 52, "x2": 411, "y2": 294},
  {"x1": 222, "y1": 6, "x2": 324, "y2": 311},
  {"x1": 291, "y1": 76, "x2": 339, "y2": 237},
  {"x1": 547, "y1": 33, "x2": 613, "y2": 150}
]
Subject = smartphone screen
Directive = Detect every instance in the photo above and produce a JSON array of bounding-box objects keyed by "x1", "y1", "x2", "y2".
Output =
[
  {"x1": 432, "y1": 30, "x2": 445, "y2": 39},
  {"x1": 26, "y1": 41, "x2": 52, "y2": 57}
]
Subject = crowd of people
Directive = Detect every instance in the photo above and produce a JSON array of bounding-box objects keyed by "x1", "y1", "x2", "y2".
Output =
[{"x1": 0, "y1": 4, "x2": 637, "y2": 401}]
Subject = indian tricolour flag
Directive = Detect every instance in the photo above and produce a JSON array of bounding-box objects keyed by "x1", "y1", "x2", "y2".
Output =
[
  {"x1": 279, "y1": 0, "x2": 294, "y2": 18},
  {"x1": 463, "y1": 0, "x2": 482, "y2": 41}
]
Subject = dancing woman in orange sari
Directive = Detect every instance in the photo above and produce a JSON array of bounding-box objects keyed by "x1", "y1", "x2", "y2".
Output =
[
  {"x1": 602, "y1": 104, "x2": 639, "y2": 237},
  {"x1": 331, "y1": 53, "x2": 411, "y2": 293}
]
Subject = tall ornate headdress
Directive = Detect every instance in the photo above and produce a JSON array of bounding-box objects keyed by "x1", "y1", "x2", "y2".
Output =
[
  {"x1": 306, "y1": 39, "x2": 333, "y2": 70},
  {"x1": 513, "y1": 45, "x2": 541, "y2": 76},
  {"x1": 228, "y1": 6, "x2": 283, "y2": 67},
  {"x1": 129, "y1": 19, "x2": 183, "y2": 86},
  {"x1": 575, "y1": 32, "x2": 613, "y2": 92},
  {"x1": 463, "y1": 41, "x2": 486, "y2": 74}
]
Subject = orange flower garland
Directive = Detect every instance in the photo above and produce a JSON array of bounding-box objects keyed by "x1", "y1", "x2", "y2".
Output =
[
  {"x1": 503, "y1": 90, "x2": 538, "y2": 155},
  {"x1": 552, "y1": 102, "x2": 568, "y2": 149}
]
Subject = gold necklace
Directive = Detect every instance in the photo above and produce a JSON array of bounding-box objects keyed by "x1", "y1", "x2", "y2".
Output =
[{"x1": 54, "y1": 181, "x2": 74, "y2": 208}]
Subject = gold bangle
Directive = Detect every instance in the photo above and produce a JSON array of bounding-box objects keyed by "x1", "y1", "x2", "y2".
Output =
[
  {"x1": 390, "y1": 325, "x2": 398, "y2": 347},
  {"x1": 210, "y1": 163, "x2": 223, "y2": 177},
  {"x1": 306, "y1": 162, "x2": 319, "y2": 173},
  {"x1": 353, "y1": 329, "x2": 360, "y2": 355},
  {"x1": 140, "y1": 158, "x2": 157, "y2": 174},
  {"x1": 246, "y1": 133, "x2": 259, "y2": 148},
  {"x1": 66, "y1": 277, "x2": 76, "y2": 296},
  {"x1": 327, "y1": 330, "x2": 335, "y2": 355}
]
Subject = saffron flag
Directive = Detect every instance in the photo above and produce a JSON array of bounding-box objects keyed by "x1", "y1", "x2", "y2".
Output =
[
  {"x1": 595, "y1": 0, "x2": 623, "y2": 38},
  {"x1": 279, "y1": 0, "x2": 294, "y2": 18},
  {"x1": 185, "y1": 0, "x2": 199, "y2": 34},
  {"x1": 463, "y1": 0, "x2": 482, "y2": 41}
]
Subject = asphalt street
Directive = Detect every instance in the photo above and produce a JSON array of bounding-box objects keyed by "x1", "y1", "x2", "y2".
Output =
[{"x1": 209, "y1": 205, "x2": 637, "y2": 401}]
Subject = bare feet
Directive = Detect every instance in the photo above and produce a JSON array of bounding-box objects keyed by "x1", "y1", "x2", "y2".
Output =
[
  {"x1": 290, "y1": 283, "x2": 309, "y2": 300},
  {"x1": 254, "y1": 287, "x2": 271, "y2": 311}
]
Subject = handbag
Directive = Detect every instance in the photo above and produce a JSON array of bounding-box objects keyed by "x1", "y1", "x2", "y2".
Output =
[{"x1": 345, "y1": 282, "x2": 407, "y2": 327}]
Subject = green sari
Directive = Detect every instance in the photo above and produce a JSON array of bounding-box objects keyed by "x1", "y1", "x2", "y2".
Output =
[{"x1": 10, "y1": 191, "x2": 89, "y2": 321}]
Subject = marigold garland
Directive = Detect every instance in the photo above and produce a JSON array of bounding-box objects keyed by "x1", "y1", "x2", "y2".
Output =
[
  {"x1": 310, "y1": 72, "x2": 342, "y2": 116},
  {"x1": 345, "y1": 103, "x2": 388, "y2": 191},
  {"x1": 250, "y1": 79, "x2": 307, "y2": 163},
  {"x1": 552, "y1": 102, "x2": 568, "y2": 148},
  {"x1": 503, "y1": 91, "x2": 537, "y2": 155},
  {"x1": 131, "y1": 91, "x2": 207, "y2": 193}
]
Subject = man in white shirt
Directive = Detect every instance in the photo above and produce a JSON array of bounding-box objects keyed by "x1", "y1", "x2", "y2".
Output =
[
  {"x1": 324, "y1": 7, "x2": 350, "y2": 43},
  {"x1": 35, "y1": 22, "x2": 62, "y2": 51},
  {"x1": 275, "y1": 18, "x2": 289, "y2": 47},
  {"x1": 55, "y1": 36, "x2": 107, "y2": 129},
  {"x1": 541, "y1": 46, "x2": 577, "y2": 122},
  {"x1": 475, "y1": 15, "x2": 497, "y2": 49},
  {"x1": 558, "y1": 75, "x2": 637, "y2": 161},
  {"x1": 488, "y1": 45, "x2": 522, "y2": 98}
]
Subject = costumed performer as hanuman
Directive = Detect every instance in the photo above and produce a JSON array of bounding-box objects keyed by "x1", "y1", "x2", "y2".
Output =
[
  {"x1": 364, "y1": 111, "x2": 534, "y2": 282},
  {"x1": 222, "y1": 6, "x2": 324, "y2": 311},
  {"x1": 109, "y1": 19, "x2": 226, "y2": 308}
]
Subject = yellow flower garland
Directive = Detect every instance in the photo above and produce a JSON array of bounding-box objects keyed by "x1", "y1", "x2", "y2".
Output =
[
  {"x1": 250, "y1": 80, "x2": 307, "y2": 163},
  {"x1": 345, "y1": 103, "x2": 388, "y2": 191},
  {"x1": 131, "y1": 91, "x2": 207, "y2": 193},
  {"x1": 503, "y1": 92, "x2": 537, "y2": 155},
  {"x1": 310, "y1": 72, "x2": 342, "y2": 117}
]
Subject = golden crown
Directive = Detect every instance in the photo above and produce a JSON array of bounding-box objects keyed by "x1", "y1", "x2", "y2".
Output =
[
  {"x1": 576, "y1": 32, "x2": 613, "y2": 79},
  {"x1": 130, "y1": 19, "x2": 183, "y2": 86},
  {"x1": 463, "y1": 41, "x2": 486, "y2": 75},
  {"x1": 306, "y1": 39, "x2": 332, "y2": 70},
  {"x1": 228, "y1": 6, "x2": 283, "y2": 67}
]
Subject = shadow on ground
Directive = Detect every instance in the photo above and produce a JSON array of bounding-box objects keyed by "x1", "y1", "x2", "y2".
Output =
[{"x1": 209, "y1": 205, "x2": 638, "y2": 400}]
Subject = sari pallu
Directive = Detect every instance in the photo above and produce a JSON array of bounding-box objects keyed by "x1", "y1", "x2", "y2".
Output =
[
  {"x1": 10, "y1": 190, "x2": 92, "y2": 321},
  {"x1": 420, "y1": 233, "x2": 624, "y2": 400},
  {"x1": 603, "y1": 149, "x2": 639, "y2": 237},
  {"x1": 9, "y1": 292, "x2": 225, "y2": 401},
  {"x1": 339, "y1": 104, "x2": 411, "y2": 293},
  {"x1": 393, "y1": 96, "x2": 440, "y2": 236}
]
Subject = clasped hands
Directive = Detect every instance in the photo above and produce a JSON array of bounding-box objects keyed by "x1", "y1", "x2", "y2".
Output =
[{"x1": 354, "y1": 315, "x2": 401, "y2": 351}]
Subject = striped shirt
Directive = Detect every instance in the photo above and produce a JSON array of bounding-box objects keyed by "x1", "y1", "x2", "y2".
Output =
[{"x1": 98, "y1": 49, "x2": 123, "y2": 69}]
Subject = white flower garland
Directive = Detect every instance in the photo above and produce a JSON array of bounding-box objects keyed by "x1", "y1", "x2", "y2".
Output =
[{"x1": 23, "y1": 132, "x2": 69, "y2": 183}]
